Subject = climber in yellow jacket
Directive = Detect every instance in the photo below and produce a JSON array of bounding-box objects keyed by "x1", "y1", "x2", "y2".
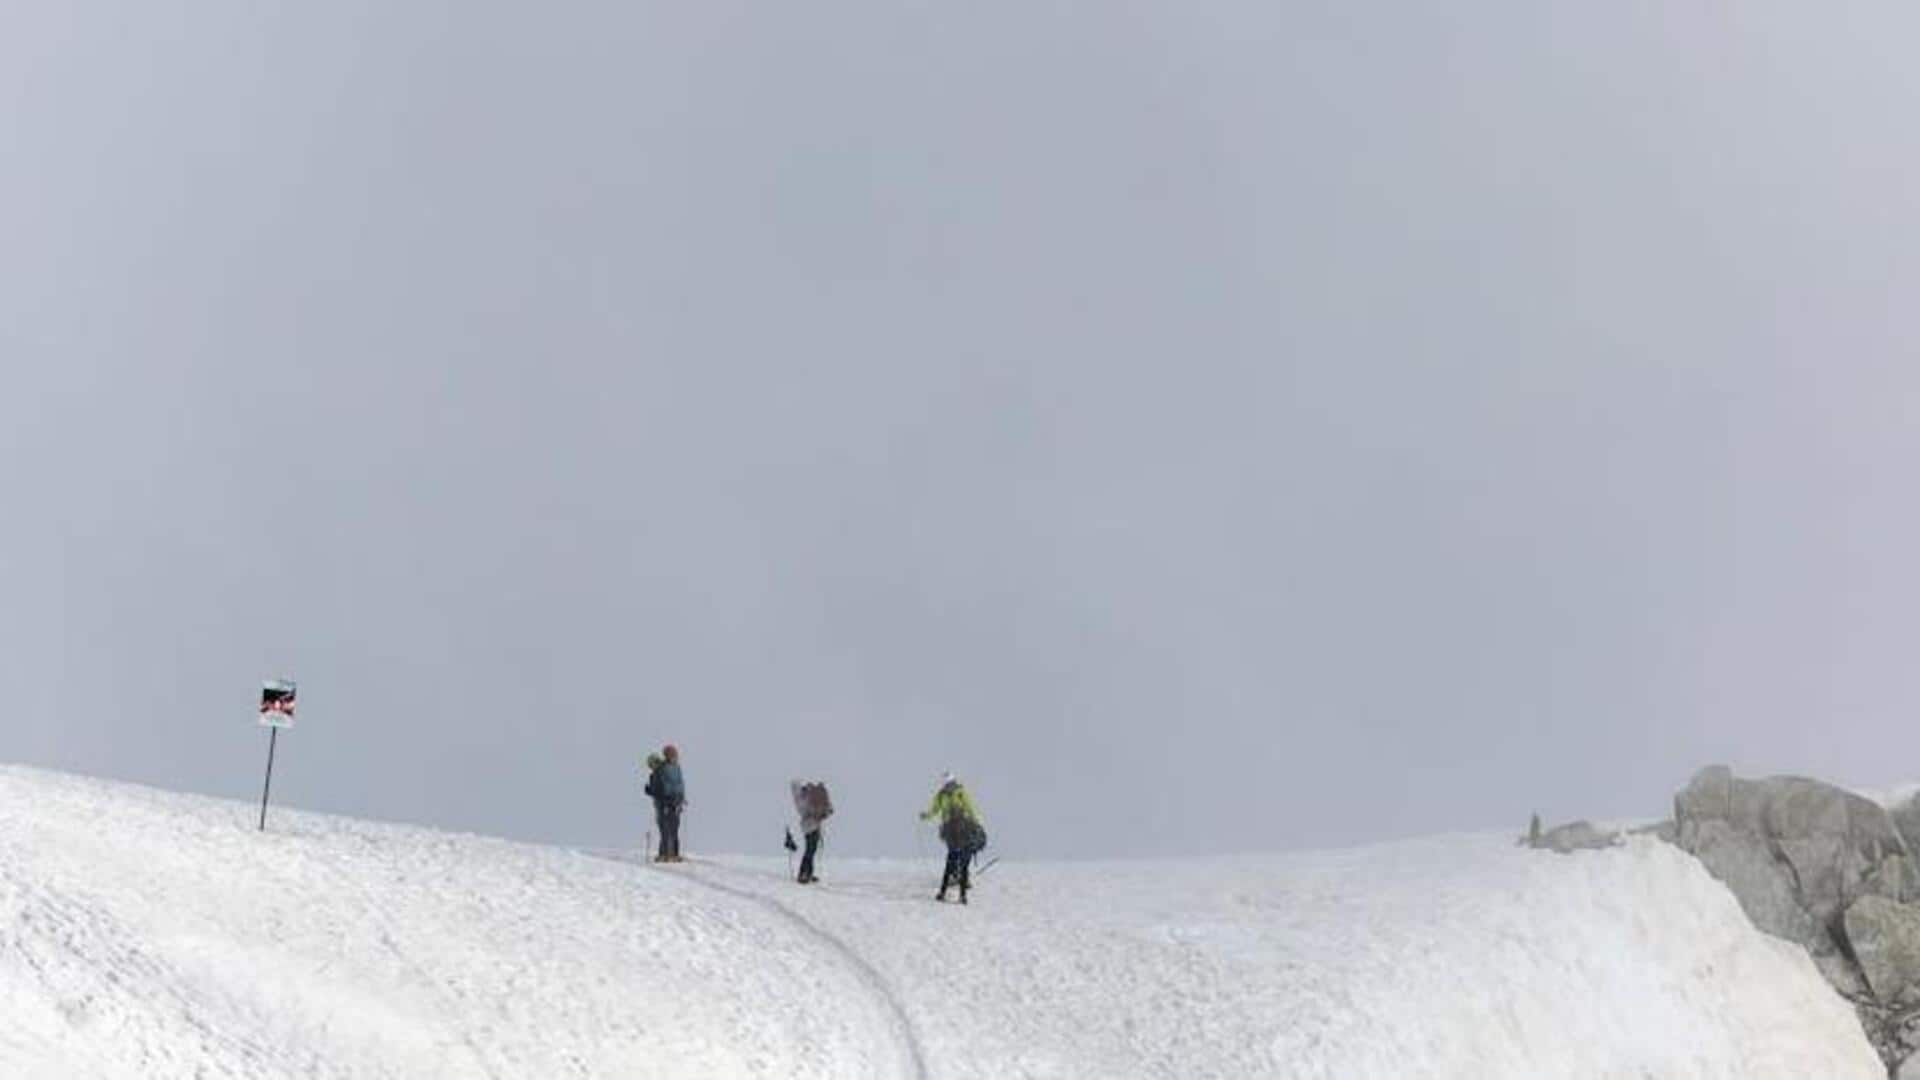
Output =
[{"x1": 920, "y1": 773, "x2": 986, "y2": 903}]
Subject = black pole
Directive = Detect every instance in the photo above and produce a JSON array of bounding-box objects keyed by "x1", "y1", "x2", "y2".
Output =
[{"x1": 259, "y1": 726, "x2": 279, "y2": 831}]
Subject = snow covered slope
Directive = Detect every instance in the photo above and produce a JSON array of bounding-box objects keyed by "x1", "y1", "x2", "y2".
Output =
[
  {"x1": 0, "y1": 765, "x2": 1883, "y2": 1078},
  {"x1": 662, "y1": 845, "x2": 1884, "y2": 1079},
  {"x1": 0, "y1": 766, "x2": 909, "y2": 1079}
]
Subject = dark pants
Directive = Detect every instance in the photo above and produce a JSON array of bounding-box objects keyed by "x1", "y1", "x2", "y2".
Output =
[
  {"x1": 655, "y1": 802, "x2": 682, "y2": 860},
  {"x1": 798, "y1": 828, "x2": 821, "y2": 881},
  {"x1": 941, "y1": 847, "x2": 972, "y2": 897}
]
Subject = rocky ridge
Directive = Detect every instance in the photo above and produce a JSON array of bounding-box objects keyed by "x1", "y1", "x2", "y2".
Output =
[{"x1": 1535, "y1": 766, "x2": 1920, "y2": 1077}]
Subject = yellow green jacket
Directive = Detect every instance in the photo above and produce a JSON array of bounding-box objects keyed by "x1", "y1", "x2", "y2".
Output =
[{"x1": 921, "y1": 783, "x2": 981, "y2": 825}]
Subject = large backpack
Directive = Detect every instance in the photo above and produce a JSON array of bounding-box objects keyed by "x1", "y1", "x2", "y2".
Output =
[
  {"x1": 799, "y1": 782, "x2": 834, "y2": 822},
  {"x1": 939, "y1": 813, "x2": 987, "y2": 854}
]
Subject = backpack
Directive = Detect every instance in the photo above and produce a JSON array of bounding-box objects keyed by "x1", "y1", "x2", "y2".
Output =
[
  {"x1": 804, "y1": 783, "x2": 834, "y2": 821},
  {"x1": 939, "y1": 813, "x2": 987, "y2": 854}
]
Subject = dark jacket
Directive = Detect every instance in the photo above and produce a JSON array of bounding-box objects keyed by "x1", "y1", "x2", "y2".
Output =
[{"x1": 653, "y1": 762, "x2": 685, "y2": 806}]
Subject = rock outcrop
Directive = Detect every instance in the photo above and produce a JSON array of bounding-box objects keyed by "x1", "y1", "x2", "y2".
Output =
[
  {"x1": 1672, "y1": 765, "x2": 1920, "y2": 1075},
  {"x1": 1522, "y1": 818, "x2": 1621, "y2": 854},
  {"x1": 1847, "y1": 896, "x2": 1920, "y2": 1006}
]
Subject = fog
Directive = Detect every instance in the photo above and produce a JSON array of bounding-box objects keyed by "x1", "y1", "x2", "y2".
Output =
[{"x1": 4, "y1": 3, "x2": 1917, "y2": 858}]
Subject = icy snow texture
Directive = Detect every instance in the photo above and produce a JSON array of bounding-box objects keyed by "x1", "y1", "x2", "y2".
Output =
[{"x1": 0, "y1": 764, "x2": 1884, "y2": 1078}]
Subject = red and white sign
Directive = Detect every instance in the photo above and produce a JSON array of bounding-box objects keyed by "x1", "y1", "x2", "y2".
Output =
[{"x1": 259, "y1": 679, "x2": 296, "y2": 729}]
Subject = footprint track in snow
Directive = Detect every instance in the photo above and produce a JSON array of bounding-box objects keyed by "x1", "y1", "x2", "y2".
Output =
[{"x1": 599, "y1": 854, "x2": 930, "y2": 1080}]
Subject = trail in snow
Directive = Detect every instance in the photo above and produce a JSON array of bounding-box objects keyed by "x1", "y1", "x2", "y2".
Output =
[{"x1": 625, "y1": 856, "x2": 929, "y2": 1080}]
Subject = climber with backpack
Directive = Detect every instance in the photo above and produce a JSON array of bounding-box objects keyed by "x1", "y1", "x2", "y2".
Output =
[
  {"x1": 788, "y1": 780, "x2": 834, "y2": 884},
  {"x1": 920, "y1": 772, "x2": 987, "y2": 904},
  {"x1": 643, "y1": 744, "x2": 686, "y2": 863}
]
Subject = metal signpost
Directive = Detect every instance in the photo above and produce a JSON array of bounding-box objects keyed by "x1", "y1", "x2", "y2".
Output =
[{"x1": 258, "y1": 679, "x2": 296, "y2": 831}]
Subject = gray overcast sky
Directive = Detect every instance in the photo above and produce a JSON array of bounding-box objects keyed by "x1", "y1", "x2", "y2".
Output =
[{"x1": 3, "y1": 3, "x2": 1918, "y2": 859}]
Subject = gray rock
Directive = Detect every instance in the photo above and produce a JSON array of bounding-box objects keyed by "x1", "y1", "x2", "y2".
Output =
[
  {"x1": 1847, "y1": 895, "x2": 1920, "y2": 1006},
  {"x1": 1672, "y1": 765, "x2": 1920, "y2": 1076},
  {"x1": 1896, "y1": 1012, "x2": 1920, "y2": 1079},
  {"x1": 1681, "y1": 814, "x2": 1823, "y2": 949},
  {"x1": 1765, "y1": 777, "x2": 1914, "y2": 914},
  {"x1": 1526, "y1": 820, "x2": 1620, "y2": 854},
  {"x1": 1889, "y1": 794, "x2": 1920, "y2": 867},
  {"x1": 1673, "y1": 766, "x2": 1915, "y2": 953},
  {"x1": 1814, "y1": 948, "x2": 1874, "y2": 1001}
]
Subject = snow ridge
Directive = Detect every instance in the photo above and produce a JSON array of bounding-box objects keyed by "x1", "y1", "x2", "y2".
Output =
[{"x1": 0, "y1": 764, "x2": 1891, "y2": 1078}]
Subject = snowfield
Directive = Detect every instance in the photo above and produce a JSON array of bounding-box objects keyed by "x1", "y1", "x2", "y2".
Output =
[{"x1": 0, "y1": 765, "x2": 1883, "y2": 1078}]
